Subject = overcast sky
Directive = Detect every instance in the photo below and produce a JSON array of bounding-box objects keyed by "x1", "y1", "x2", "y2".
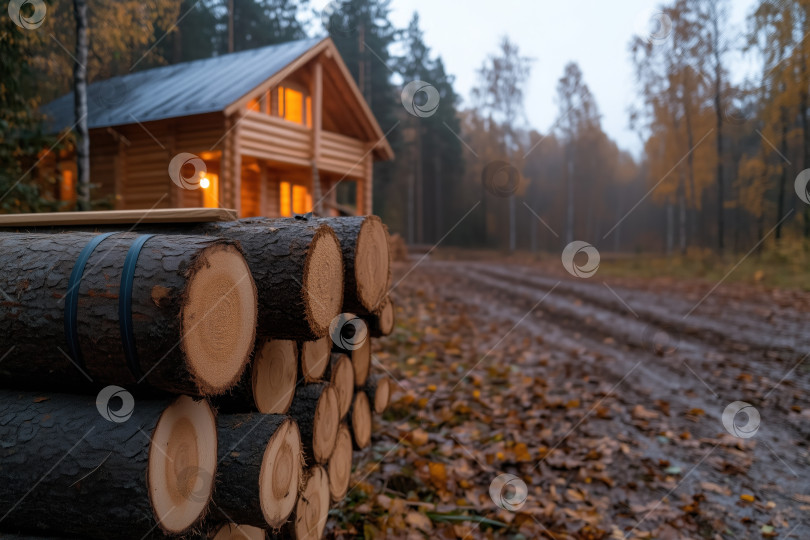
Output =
[{"x1": 311, "y1": 0, "x2": 760, "y2": 156}]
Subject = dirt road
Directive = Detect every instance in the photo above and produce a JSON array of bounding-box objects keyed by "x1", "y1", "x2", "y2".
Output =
[{"x1": 333, "y1": 259, "x2": 810, "y2": 539}]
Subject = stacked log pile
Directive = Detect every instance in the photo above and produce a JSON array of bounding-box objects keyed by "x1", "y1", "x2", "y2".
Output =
[{"x1": 0, "y1": 213, "x2": 395, "y2": 539}]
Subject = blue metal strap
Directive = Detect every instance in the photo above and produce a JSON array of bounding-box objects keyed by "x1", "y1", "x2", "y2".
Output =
[
  {"x1": 119, "y1": 234, "x2": 155, "y2": 380},
  {"x1": 64, "y1": 232, "x2": 118, "y2": 369}
]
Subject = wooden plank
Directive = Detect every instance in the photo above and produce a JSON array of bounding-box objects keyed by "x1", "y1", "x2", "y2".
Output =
[{"x1": 0, "y1": 208, "x2": 238, "y2": 226}]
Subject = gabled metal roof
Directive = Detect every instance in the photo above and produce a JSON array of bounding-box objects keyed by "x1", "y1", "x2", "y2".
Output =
[{"x1": 41, "y1": 37, "x2": 326, "y2": 132}]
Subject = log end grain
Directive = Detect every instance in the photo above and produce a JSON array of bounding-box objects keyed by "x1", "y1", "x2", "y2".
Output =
[
  {"x1": 210, "y1": 523, "x2": 266, "y2": 540},
  {"x1": 148, "y1": 395, "x2": 217, "y2": 534},
  {"x1": 366, "y1": 375, "x2": 392, "y2": 415},
  {"x1": 369, "y1": 296, "x2": 395, "y2": 337},
  {"x1": 290, "y1": 466, "x2": 330, "y2": 540},
  {"x1": 349, "y1": 391, "x2": 372, "y2": 450},
  {"x1": 327, "y1": 424, "x2": 352, "y2": 503},
  {"x1": 181, "y1": 243, "x2": 258, "y2": 395},
  {"x1": 300, "y1": 337, "x2": 330, "y2": 383},
  {"x1": 253, "y1": 340, "x2": 298, "y2": 414},
  {"x1": 354, "y1": 216, "x2": 390, "y2": 312},
  {"x1": 259, "y1": 419, "x2": 302, "y2": 528},
  {"x1": 313, "y1": 386, "x2": 340, "y2": 464},
  {"x1": 351, "y1": 338, "x2": 371, "y2": 387},
  {"x1": 330, "y1": 354, "x2": 354, "y2": 420},
  {"x1": 302, "y1": 226, "x2": 344, "y2": 337}
]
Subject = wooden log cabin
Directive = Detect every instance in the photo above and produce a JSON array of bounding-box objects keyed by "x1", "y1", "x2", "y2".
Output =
[{"x1": 40, "y1": 37, "x2": 393, "y2": 217}]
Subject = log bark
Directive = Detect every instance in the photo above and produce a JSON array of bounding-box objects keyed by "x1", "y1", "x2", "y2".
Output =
[
  {"x1": 285, "y1": 384, "x2": 338, "y2": 465},
  {"x1": 214, "y1": 414, "x2": 301, "y2": 528},
  {"x1": 311, "y1": 215, "x2": 390, "y2": 314},
  {"x1": 277, "y1": 466, "x2": 329, "y2": 540},
  {"x1": 363, "y1": 374, "x2": 392, "y2": 415},
  {"x1": 366, "y1": 296, "x2": 395, "y2": 337},
  {"x1": 0, "y1": 232, "x2": 256, "y2": 396},
  {"x1": 0, "y1": 391, "x2": 216, "y2": 538}
]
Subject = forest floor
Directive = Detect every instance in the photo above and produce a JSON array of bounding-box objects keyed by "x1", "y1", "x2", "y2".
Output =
[{"x1": 328, "y1": 257, "x2": 810, "y2": 540}]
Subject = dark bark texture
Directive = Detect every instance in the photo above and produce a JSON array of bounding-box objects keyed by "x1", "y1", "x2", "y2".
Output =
[
  {"x1": 0, "y1": 232, "x2": 246, "y2": 395},
  {"x1": 214, "y1": 414, "x2": 290, "y2": 528},
  {"x1": 0, "y1": 391, "x2": 183, "y2": 538}
]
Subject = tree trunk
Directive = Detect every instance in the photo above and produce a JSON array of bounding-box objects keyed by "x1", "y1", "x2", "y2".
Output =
[
  {"x1": 72, "y1": 0, "x2": 90, "y2": 211},
  {"x1": 0, "y1": 232, "x2": 256, "y2": 396},
  {"x1": 214, "y1": 415, "x2": 301, "y2": 528},
  {"x1": 714, "y1": 51, "x2": 725, "y2": 253},
  {"x1": 776, "y1": 111, "x2": 789, "y2": 241},
  {"x1": 311, "y1": 215, "x2": 391, "y2": 314},
  {"x1": 0, "y1": 392, "x2": 216, "y2": 538},
  {"x1": 286, "y1": 383, "x2": 339, "y2": 464},
  {"x1": 279, "y1": 466, "x2": 329, "y2": 540},
  {"x1": 363, "y1": 374, "x2": 392, "y2": 415}
]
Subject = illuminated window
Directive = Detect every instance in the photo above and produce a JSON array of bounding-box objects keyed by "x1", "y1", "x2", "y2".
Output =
[
  {"x1": 280, "y1": 181, "x2": 292, "y2": 217},
  {"x1": 284, "y1": 88, "x2": 303, "y2": 124},
  {"x1": 247, "y1": 98, "x2": 261, "y2": 112},
  {"x1": 201, "y1": 173, "x2": 219, "y2": 208},
  {"x1": 306, "y1": 96, "x2": 312, "y2": 128},
  {"x1": 292, "y1": 184, "x2": 309, "y2": 214},
  {"x1": 59, "y1": 168, "x2": 75, "y2": 201}
]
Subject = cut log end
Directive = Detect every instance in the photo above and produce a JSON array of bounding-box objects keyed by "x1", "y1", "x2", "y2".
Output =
[
  {"x1": 313, "y1": 386, "x2": 340, "y2": 463},
  {"x1": 182, "y1": 243, "x2": 257, "y2": 395},
  {"x1": 370, "y1": 297, "x2": 395, "y2": 337},
  {"x1": 148, "y1": 396, "x2": 217, "y2": 534},
  {"x1": 355, "y1": 216, "x2": 391, "y2": 312},
  {"x1": 352, "y1": 338, "x2": 371, "y2": 387},
  {"x1": 330, "y1": 354, "x2": 354, "y2": 419},
  {"x1": 259, "y1": 419, "x2": 302, "y2": 528},
  {"x1": 292, "y1": 466, "x2": 330, "y2": 540},
  {"x1": 327, "y1": 424, "x2": 353, "y2": 502},
  {"x1": 350, "y1": 391, "x2": 372, "y2": 449},
  {"x1": 252, "y1": 340, "x2": 297, "y2": 414},
  {"x1": 211, "y1": 523, "x2": 266, "y2": 540},
  {"x1": 303, "y1": 226, "x2": 344, "y2": 337},
  {"x1": 300, "y1": 337, "x2": 330, "y2": 382},
  {"x1": 367, "y1": 375, "x2": 392, "y2": 415}
]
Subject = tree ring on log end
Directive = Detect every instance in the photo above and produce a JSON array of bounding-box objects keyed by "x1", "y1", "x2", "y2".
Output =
[
  {"x1": 328, "y1": 424, "x2": 352, "y2": 502},
  {"x1": 351, "y1": 391, "x2": 372, "y2": 449},
  {"x1": 148, "y1": 395, "x2": 217, "y2": 534},
  {"x1": 259, "y1": 418, "x2": 301, "y2": 528},
  {"x1": 303, "y1": 226, "x2": 344, "y2": 337},
  {"x1": 211, "y1": 523, "x2": 266, "y2": 540},
  {"x1": 181, "y1": 244, "x2": 257, "y2": 395},
  {"x1": 355, "y1": 216, "x2": 390, "y2": 311},
  {"x1": 301, "y1": 337, "x2": 330, "y2": 382},
  {"x1": 294, "y1": 466, "x2": 330, "y2": 540},
  {"x1": 313, "y1": 386, "x2": 339, "y2": 463},
  {"x1": 252, "y1": 340, "x2": 297, "y2": 414}
]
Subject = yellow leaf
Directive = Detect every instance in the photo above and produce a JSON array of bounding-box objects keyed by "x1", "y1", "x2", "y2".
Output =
[{"x1": 740, "y1": 493, "x2": 755, "y2": 502}]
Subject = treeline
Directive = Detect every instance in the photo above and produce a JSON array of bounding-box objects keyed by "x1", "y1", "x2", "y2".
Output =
[{"x1": 5, "y1": 0, "x2": 810, "y2": 255}]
